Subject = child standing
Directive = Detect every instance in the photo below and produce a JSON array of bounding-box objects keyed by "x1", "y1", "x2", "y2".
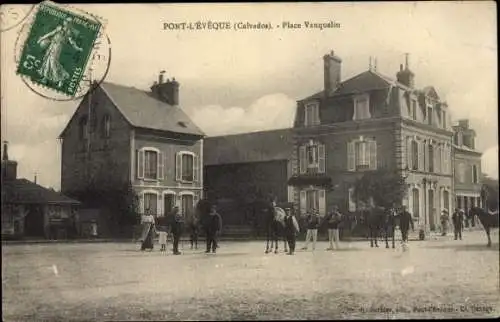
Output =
[{"x1": 158, "y1": 225, "x2": 168, "y2": 252}]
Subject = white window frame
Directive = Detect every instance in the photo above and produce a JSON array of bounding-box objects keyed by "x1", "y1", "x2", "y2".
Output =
[
  {"x1": 304, "y1": 102, "x2": 320, "y2": 127},
  {"x1": 300, "y1": 188, "x2": 326, "y2": 216},
  {"x1": 137, "y1": 147, "x2": 164, "y2": 181},
  {"x1": 141, "y1": 190, "x2": 160, "y2": 215},
  {"x1": 176, "y1": 151, "x2": 199, "y2": 183},
  {"x1": 299, "y1": 140, "x2": 326, "y2": 174},
  {"x1": 347, "y1": 136, "x2": 377, "y2": 171},
  {"x1": 353, "y1": 94, "x2": 371, "y2": 121},
  {"x1": 178, "y1": 191, "x2": 198, "y2": 218}
]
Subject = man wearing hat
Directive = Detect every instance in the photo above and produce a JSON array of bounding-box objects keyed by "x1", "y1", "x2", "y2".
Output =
[
  {"x1": 440, "y1": 209, "x2": 450, "y2": 236},
  {"x1": 323, "y1": 206, "x2": 342, "y2": 251},
  {"x1": 284, "y1": 207, "x2": 300, "y2": 255},
  {"x1": 301, "y1": 208, "x2": 320, "y2": 251},
  {"x1": 451, "y1": 208, "x2": 464, "y2": 240}
]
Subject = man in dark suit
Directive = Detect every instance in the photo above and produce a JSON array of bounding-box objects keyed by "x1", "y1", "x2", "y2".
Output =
[
  {"x1": 399, "y1": 205, "x2": 414, "y2": 246},
  {"x1": 170, "y1": 207, "x2": 184, "y2": 255},
  {"x1": 205, "y1": 205, "x2": 222, "y2": 253},
  {"x1": 452, "y1": 208, "x2": 464, "y2": 240}
]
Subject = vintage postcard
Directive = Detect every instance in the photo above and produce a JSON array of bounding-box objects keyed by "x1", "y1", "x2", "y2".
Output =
[{"x1": 1, "y1": 1, "x2": 498, "y2": 321}]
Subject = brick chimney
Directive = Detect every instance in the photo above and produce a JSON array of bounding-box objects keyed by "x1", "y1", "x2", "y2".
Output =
[
  {"x1": 323, "y1": 50, "x2": 342, "y2": 96},
  {"x1": 1, "y1": 141, "x2": 18, "y2": 181},
  {"x1": 396, "y1": 53, "x2": 415, "y2": 88},
  {"x1": 457, "y1": 119, "x2": 476, "y2": 149},
  {"x1": 150, "y1": 71, "x2": 180, "y2": 106}
]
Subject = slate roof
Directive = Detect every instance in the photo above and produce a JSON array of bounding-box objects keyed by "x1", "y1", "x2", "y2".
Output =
[
  {"x1": 100, "y1": 82, "x2": 205, "y2": 136},
  {"x1": 300, "y1": 70, "x2": 411, "y2": 101},
  {"x1": 204, "y1": 128, "x2": 294, "y2": 166},
  {"x1": 2, "y1": 178, "x2": 80, "y2": 205}
]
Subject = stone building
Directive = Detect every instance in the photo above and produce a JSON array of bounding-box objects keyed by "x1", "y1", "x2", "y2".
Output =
[
  {"x1": 452, "y1": 119, "x2": 483, "y2": 211},
  {"x1": 60, "y1": 72, "x2": 205, "y2": 227},
  {"x1": 204, "y1": 51, "x2": 482, "y2": 233},
  {"x1": 1, "y1": 142, "x2": 80, "y2": 240}
]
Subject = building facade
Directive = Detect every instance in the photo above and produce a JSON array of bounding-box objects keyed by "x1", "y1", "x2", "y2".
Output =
[
  {"x1": 452, "y1": 120, "x2": 483, "y2": 212},
  {"x1": 204, "y1": 129, "x2": 294, "y2": 226},
  {"x1": 60, "y1": 73, "x2": 205, "y2": 222},
  {"x1": 2, "y1": 142, "x2": 80, "y2": 240}
]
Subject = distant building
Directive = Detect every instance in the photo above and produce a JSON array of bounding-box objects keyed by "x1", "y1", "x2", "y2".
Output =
[
  {"x1": 452, "y1": 120, "x2": 483, "y2": 211},
  {"x1": 59, "y1": 72, "x2": 205, "y2": 230},
  {"x1": 1, "y1": 142, "x2": 80, "y2": 239},
  {"x1": 203, "y1": 129, "x2": 294, "y2": 226},
  {"x1": 203, "y1": 51, "x2": 483, "y2": 233}
]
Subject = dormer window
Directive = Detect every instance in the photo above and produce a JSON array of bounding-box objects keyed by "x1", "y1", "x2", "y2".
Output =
[
  {"x1": 353, "y1": 94, "x2": 370, "y2": 120},
  {"x1": 427, "y1": 106, "x2": 433, "y2": 126},
  {"x1": 304, "y1": 102, "x2": 320, "y2": 127}
]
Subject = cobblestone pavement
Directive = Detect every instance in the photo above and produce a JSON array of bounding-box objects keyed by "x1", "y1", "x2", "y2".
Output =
[{"x1": 2, "y1": 230, "x2": 499, "y2": 321}]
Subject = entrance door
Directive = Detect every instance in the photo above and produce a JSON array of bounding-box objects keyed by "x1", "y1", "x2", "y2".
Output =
[
  {"x1": 428, "y1": 190, "x2": 435, "y2": 231},
  {"x1": 181, "y1": 194, "x2": 194, "y2": 219},
  {"x1": 24, "y1": 205, "x2": 45, "y2": 237},
  {"x1": 164, "y1": 194, "x2": 174, "y2": 216}
]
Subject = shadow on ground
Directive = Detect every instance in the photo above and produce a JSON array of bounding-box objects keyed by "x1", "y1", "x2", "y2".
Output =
[{"x1": 425, "y1": 243, "x2": 499, "y2": 252}]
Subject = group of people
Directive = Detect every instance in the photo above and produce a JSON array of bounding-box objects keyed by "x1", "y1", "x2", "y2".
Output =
[
  {"x1": 139, "y1": 205, "x2": 222, "y2": 255},
  {"x1": 440, "y1": 208, "x2": 473, "y2": 240}
]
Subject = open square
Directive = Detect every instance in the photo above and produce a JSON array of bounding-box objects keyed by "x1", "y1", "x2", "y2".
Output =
[{"x1": 2, "y1": 231, "x2": 499, "y2": 320}]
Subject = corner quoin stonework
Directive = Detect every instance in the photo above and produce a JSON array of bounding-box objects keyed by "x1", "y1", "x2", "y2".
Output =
[{"x1": 16, "y1": 2, "x2": 101, "y2": 97}]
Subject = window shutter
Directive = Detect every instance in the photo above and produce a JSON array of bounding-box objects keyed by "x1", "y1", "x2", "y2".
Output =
[
  {"x1": 347, "y1": 141, "x2": 355, "y2": 171},
  {"x1": 444, "y1": 145, "x2": 450, "y2": 174},
  {"x1": 407, "y1": 138, "x2": 412, "y2": 170},
  {"x1": 315, "y1": 104, "x2": 320, "y2": 125},
  {"x1": 299, "y1": 190, "x2": 306, "y2": 215},
  {"x1": 175, "y1": 152, "x2": 182, "y2": 181},
  {"x1": 436, "y1": 146, "x2": 441, "y2": 173},
  {"x1": 193, "y1": 154, "x2": 200, "y2": 182},
  {"x1": 348, "y1": 187, "x2": 356, "y2": 212},
  {"x1": 318, "y1": 190, "x2": 326, "y2": 216},
  {"x1": 158, "y1": 194, "x2": 163, "y2": 216},
  {"x1": 318, "y1": 143, "x2": 326, "y2": 173},
  {"x1": 418, "y1": 141, "x2": 424, "y2": 172},
  {"x1": 158, "y1": 151, "x2": 164, "y2": 180},
  {"x1": 369, "y1": 140, "x2": 377, "y2": 170},
  {"x1": 137, "y1": 149, "x2": 144, "y2": 179},
  {"x1": 299, "y1": 146, "x2": 306, "y2": 174}
]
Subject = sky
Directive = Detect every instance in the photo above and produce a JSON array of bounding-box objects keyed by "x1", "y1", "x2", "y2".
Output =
[{"x1": 1, "y1": 2, "x2": 497, "y2": 189}]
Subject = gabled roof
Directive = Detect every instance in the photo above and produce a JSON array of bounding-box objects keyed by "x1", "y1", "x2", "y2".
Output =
[
  {"x1": 2, "y1": 179, "x2": 80, "y2": 205},
  {"x1": 422, "y1": 86, "x2": 440, "y2": 100},
  {"x1": 60, "y1": 82, "x2": 205, "y2": 138},
  {"x1": 204, "y1": 128, "x2": 294, "y2": 166},
  {"x1": 100, "y1": 82, "x2": 204, "y2": 136},
  {"x1": 299, "y1": 70, "x2": 410, "y2": 102}
]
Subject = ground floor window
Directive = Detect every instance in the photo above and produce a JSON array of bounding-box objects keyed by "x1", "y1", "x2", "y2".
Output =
[
  {"x1": 144, "y1": 192, "x2": 158, "y2": 215},
  {"x1": 443, "y1": 190, "x2": 450, "y2": 213},
  {"x1": 181, "y1": 194, "x2": 194, "y2": 219},
  {"x1": 412, "y1": 188, "x2": 420, "y2": 218},
  {"x1": 163, "y1": 194, "x2": 175, "y2": 216}
]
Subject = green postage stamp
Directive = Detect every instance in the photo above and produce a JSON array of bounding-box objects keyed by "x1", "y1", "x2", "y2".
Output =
[{"x1": 16, "y1": 1, "x2": 102, "y2": 97}]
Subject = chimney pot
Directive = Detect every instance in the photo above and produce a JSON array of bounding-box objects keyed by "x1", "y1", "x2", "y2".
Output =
[
  {"x1": 323, "y1": 51, "x2": 342, "y2": 96},
  {"x1": 400, "y1": 64, "x2": 403, "y2": 71},
  {"x1": 159, "y1": 71, "x2": 165, "y2": 84},
  {"x1": 2, "y1": 141, "x2": 8, "y2": 161}
]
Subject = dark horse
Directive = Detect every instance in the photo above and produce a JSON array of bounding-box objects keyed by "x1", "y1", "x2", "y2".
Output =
[
  {"x1": 363, "y1": 206, "x2": 397, "y2": 248},
  {"x1": 259, "y1": 200, "x2": 288, "y2": 254},
  {"x1": 469, "y1": 207, "x2": 499, "y2": 247}
]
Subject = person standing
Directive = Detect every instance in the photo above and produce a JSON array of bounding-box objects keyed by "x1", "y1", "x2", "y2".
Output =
[
  {"x1": 140, "y1": 212, "x2": 156, "y2": 251},
  {"x1": 324, "y1": 206, "x2": 342, "y2": 251},
  {"x1": 170, "y1": 207, "x2": 184, "y2": 255},
  {"x1": 301, "y1": 209, "x2": 320, "y2": 251},
  {"x1": 398, "y1": 206, "x2": 414, "y2": 250},
  {"x1": 284, "y1": 207, "x2": 300, "y2": 255},
  {"x1": 452, "y1": 208, "x2": 464, "y2": 240},
  {"x1": 189, "y1": 212, "x2": 200, "y2": 250},
  {"x1": 205, "y1": 205, "x2": 222, "y2": 253},
  {"x1": 440, "y1": 210, "x2": 450, "y2": 236}
]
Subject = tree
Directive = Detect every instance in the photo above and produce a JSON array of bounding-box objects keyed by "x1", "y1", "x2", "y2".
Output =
[{"x1": 354, "y1": 169, "x2": 407, "y2": 209}]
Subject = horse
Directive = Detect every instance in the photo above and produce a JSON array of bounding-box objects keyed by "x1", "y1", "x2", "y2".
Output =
[
  {"x1": 263, "y1": 203, "x2": 289, "y2": 254},
  {"x1": 469, "y1": 207, "x2": 499, "y2": 247},
  {"x1": 363, "y1": 206, "x2": 396, "y2": 248}
]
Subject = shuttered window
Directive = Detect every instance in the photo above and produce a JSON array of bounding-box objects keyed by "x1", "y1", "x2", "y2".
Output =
[
  {"x1": 299, "y1": 190, "x2": 307, "y2": 215},
  {"x1": 299, "y1": 141, "x2": 326, "y2": 174},
  {"x1": 137, "y1": 148, "x2": 164, "y2": 181},
  {"x1": 176, "y1": 152, "x2": 198, "y2": 182},
  {"x1": 347, "y1": 137, "x2": 377, "y2": 171}
]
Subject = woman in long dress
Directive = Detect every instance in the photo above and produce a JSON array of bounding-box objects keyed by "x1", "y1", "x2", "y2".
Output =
[
  {"x1": 36, "y1": 17, "x2": 83, "y2": 87},
  {"x1": 140, "y1": 213, "x2": 156, "y2": 251}
]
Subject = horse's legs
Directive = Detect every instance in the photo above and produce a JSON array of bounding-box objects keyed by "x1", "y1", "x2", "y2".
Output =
[
  {"x1": 384, "y1": 227, "x2": 389, "y2": 248},
  {"x1": 486, "y1": 226, "x2": 492, "y2": 247},
  {"x1": 391, "y1": 227, "x2": 395, "y2": 248},
  {"x1": 265, "y1": 227, "x2": 270, "y2": 253},
  {"x1": 370, "y1": 227, "x2": 374, "y2": 247}
]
